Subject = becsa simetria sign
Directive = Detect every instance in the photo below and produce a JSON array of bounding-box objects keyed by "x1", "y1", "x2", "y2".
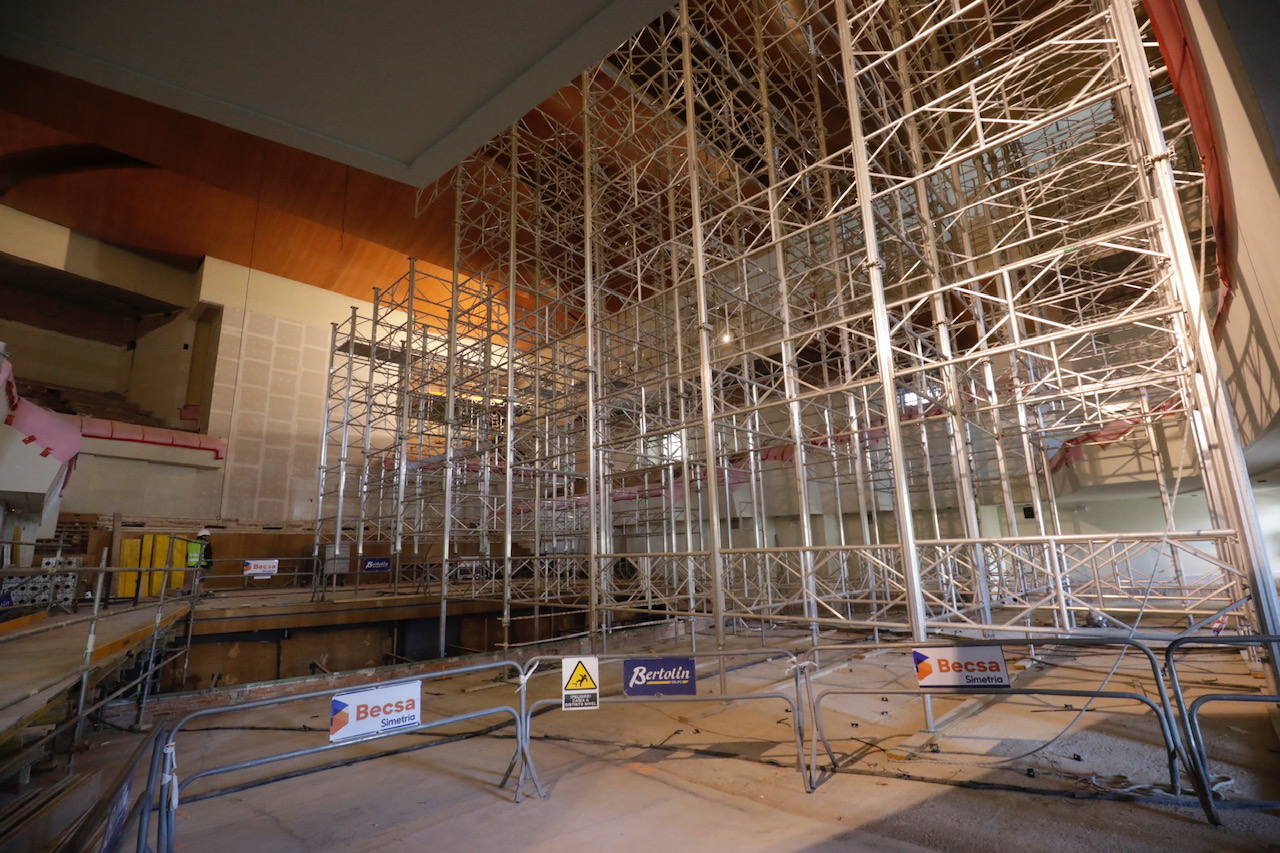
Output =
[
  {"x1": 329, "y1": 681, "x2": 421, "y2": 741},
  {"x1": 912, "y1": 645, "x2": 1010, "y2": 688}
]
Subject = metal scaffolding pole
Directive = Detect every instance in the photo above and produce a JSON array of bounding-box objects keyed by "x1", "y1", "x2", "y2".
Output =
[
  {"x1": 312, "y1": 0, "x2": 1277, "y2": 664},
  {"x1": 680, "y1": 0, "x2": 728, "y2": 678}
]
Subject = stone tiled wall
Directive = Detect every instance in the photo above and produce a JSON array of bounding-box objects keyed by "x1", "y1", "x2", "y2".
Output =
[
  {"x1": 199, "y1": 257, "x2": 366, "y2": 523},
  {"x1": 208, "y1": 306, "x2": 329, "y2": 521}
]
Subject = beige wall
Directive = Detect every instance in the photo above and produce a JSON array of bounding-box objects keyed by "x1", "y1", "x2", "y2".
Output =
[
  {"x1": 0, "y1": 319, "x2": 129, "y2": 392},
  {"x1": 199, "y1": 257, "x2": 373, "y2": 522},
  {"x1": 0, "y1": 206, "x2": 196, "y2": 307},
  {"x1": 0, "y1": 207, "x2": 380, "y2": 523},
  {"x1": 126, "y1": 311, "x2": 198, "y2": 428},
  {"x1": 1180, "y1": 0, "x2": 1280, "y2": 448},
  {"x1": 61, "y1": 452, "x2": 222, "y2": 519},
  {"x1": 0, "y1": 205, "x2": 204, "y2": 425}
]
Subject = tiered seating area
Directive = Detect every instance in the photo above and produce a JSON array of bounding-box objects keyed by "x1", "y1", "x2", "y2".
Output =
[{"x1": 13, "y1": 378, "x2": 167, "y2": 428}]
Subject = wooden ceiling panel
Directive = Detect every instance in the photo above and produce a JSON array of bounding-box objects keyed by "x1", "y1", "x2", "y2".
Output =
[{"x1": 0, "y1": 59, "x2": 457, "y2": 304}]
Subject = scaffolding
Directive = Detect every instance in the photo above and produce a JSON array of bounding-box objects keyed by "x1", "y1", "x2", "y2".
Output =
[{"x1": 316, "y1": 0, "x2": 1280, "y2": 670}]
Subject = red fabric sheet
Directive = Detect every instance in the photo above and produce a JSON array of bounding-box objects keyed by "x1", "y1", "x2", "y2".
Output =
[
  {"x1": 1144, "y1": 0, "x2": 1233, "y2": 336},
  {"x1": 1, "y1": 359, "x2": 82, "y2": 464}
]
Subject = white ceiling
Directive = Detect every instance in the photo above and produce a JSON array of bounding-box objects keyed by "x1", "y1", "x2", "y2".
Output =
[{"x1": 0, "y1": 0, "x2": 673, "y2": 187}]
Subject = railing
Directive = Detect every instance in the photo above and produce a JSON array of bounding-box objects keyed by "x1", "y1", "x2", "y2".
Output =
[
  {"x1": 97, "y1": 630, "x2": 1280, "y2": 849},
  {"x1": 1164, "y1": 634, "x2": 1280, "y2": 825},
  {"x1": 150, "y1": 660, "x2": 542, "y2": 853},
  {"x1": 0, "y1": 564, "x2": 203, "y2": 785},
  {"x1": 800, "y1": 637, "x2": 1185, "y2": 793},
  {"x1": 52, "y1": 725, "x2": 167, "y2": 853},
  {"x1": 521, "y1": 649, "x2": 812, "y2": 792}
]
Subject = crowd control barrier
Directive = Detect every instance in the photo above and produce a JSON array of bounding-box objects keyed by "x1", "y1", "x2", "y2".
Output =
[
  {"x1": 150, "y1": 660, "x2": 541, "y2": 853},
  {"x1": 1164, "y1": 635, "x2": 1280, "y2": 825},
  {"x1": 131, "y1": 632, "x2": 1280, "y2": 845},
  {"x1": 519, "y1": 649, "x2": 813, "y2": 793},
  {"x1": 798, "y1": 638, "x2": 1188, "y2": 803}
]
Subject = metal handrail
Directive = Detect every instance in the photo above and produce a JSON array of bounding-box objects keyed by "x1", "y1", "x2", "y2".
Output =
[
  {"x1": 154, "y1": 659, "x2": 542, "y2": 852},
  {"x1": 519, "y1": 648, "x2": 812, "y2": 792},
  {"x1": 53, "y1": 725, "x2": 167, "y2": 853},
  {"x1": 1164, "y1": 634, "x2": 1280, "y2": 825},
  {"x1": 0, "y1": 566, "x2": 201, "y2": 787}
]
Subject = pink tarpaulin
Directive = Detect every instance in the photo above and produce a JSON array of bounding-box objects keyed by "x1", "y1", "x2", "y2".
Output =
[
  {"x1": 1, "y1": 359, "x2": 81, "y2": 464},
  {"x1": 1144, "y1": 0, "x2": 1233, "y2": 337}
]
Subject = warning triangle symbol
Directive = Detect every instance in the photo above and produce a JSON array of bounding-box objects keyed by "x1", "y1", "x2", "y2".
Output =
[{"x1": 564, "y1": 660, "x2": 597, "y2": 691}]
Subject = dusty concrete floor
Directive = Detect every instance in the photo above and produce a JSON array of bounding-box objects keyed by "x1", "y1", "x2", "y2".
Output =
[{"x1": 90, "y1": 628, "x2": 1280, "y2": 852}]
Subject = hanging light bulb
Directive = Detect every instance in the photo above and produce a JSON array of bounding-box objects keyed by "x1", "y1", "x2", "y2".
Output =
[{"x1": 720, "y1": 330, "x2": 734, "y2": 344}]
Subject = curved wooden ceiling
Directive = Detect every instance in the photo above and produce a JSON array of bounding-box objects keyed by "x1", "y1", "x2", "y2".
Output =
[{"x1": 0, "y1": 58, "x2": 457, "y2": 301}]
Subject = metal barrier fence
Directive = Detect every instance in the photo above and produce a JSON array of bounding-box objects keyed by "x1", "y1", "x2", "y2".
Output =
[
  {"x1": 799, "y1": 638, "x2": 1187, "y2": 797},
  {"x1": 521, "y1": 649, "x2": 813, "y2": 793},
  {"x1": 1165, "y1": 634, "x2": 1280, "y2": 825},
  {"x1": 52, "y1": 725, "x2": 167, "y2": 852},
  {"x1": 124, "y1": 632, "x2": 1280, "y2": 849},
  {"x1": 149, "y1": 660, "x2": 542, "y2": 853}
]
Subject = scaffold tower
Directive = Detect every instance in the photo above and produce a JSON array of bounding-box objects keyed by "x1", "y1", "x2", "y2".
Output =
[{"x1": 316, "y1": 0, "x2": 1280, "y2": 675}]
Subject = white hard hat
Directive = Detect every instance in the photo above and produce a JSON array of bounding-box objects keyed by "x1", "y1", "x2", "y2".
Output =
[{"x1": 197, "y1": 528, "x2": 212, "y2": 537}]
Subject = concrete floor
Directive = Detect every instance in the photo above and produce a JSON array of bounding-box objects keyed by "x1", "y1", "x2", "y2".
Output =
[{"x1": 91, "y1": 629, "x2": 1280, "y2": 852}]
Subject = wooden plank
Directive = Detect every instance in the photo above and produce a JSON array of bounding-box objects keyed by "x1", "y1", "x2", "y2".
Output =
[{"x1": 0, "y1": 611, "x2": 48, "y2": 638}]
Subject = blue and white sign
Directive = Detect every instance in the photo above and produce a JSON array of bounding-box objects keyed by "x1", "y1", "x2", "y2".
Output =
[
  {"x1": 361, "y1": 556, "x2": 391, "y2": 572},
  {"x1": 623, "y1": 657, "x2": 697, "y2": 696},
  {"x1": 329, "y1": 681, "x2": 421, "y2": 742}
]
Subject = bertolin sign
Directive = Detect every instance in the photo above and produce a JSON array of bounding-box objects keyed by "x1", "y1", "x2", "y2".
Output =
[
  {"x1": 329, "y1": 681, "x2": 421, "y2": 742},
  {"x1": 912, "y1": 645, "x2": 1011, "y2": 688},
  {"x1": 623, "y1": 657, "x2": 697, "y2": 696},
  {"x1": 361, "y1": 556, "x2": 391, "y2": 572}
]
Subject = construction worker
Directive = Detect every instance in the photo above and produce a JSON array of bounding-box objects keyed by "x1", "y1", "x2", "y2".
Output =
[{"x1": 186, "y1": 528, "x2": 214, "y2": 573}]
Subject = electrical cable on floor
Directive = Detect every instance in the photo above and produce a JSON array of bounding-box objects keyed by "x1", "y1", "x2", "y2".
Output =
[
  {"x1": 927, "y1": 435, "x2": 1207, "y2": 771},
  {"x1": 175, "y1": 720, "x2": 1276, "y2": 814}
]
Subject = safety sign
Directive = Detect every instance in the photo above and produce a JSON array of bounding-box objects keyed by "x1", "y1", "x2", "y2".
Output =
[
  {"x1": 912, "y1": 645, "x2": 1010, "y2": 688},
  {"x1": 623, "y1": 657, "x2": 697, "y2": 696},
  {"x1": 329, "y1": 680, "x2": 421, "y2": 742},
  {"x1": 561, "y1": 655, "x2": 600, "y2": 710},
  {"x1": 243, "y1": 559, "x2": 278, "y2": 577}
]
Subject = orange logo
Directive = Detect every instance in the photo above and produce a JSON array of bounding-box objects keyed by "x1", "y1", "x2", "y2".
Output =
[
  {"x1": 330, "y1": 698, "x2": 350, "y2": 736},
  {"x1": 912, "y1": 651, "x2": 932, "y2": 680}
]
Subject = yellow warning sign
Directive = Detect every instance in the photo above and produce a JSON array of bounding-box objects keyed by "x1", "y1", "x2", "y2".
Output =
[
  {"x1": 564, "y1": 660, "x2": 597, "y2": 691},
  {"x1": 562, "y1": 655, "x2": 600, "y2": 710}
]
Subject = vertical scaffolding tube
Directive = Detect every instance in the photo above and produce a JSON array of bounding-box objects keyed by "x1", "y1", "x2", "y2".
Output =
[
  {"x1": 680, "y1": 0, "x2": 728, "y2": 682},
  {"x1": 835, "y1": 1, "x2": 931, "y2": 662},
  {"x1": 1110, "y1": 0, "x2": 1280, "y2": 680}
]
